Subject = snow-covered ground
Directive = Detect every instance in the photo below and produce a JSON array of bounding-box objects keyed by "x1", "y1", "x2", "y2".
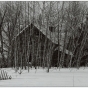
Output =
[{"x1": 0, "y1": 67, "x2": 88, "y2": 87}]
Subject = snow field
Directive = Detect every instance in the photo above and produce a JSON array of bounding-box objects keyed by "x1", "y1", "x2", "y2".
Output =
[{"x1": 0, "y1": 67, "x2": 88, "y2": 87}]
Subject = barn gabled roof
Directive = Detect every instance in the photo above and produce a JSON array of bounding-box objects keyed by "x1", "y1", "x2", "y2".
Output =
[{"x1": 14, "y1": 22, "x2": 68, "y2": 45}]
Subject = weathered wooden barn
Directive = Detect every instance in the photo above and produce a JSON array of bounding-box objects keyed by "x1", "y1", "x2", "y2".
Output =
[{"x1": 11, "y1": 22, "x2": 73, "y2": 68}]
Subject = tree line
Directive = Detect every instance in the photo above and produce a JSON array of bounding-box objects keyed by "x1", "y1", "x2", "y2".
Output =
[{"x1": 0, "y1": 1, "x2": 88, "y2": 72}]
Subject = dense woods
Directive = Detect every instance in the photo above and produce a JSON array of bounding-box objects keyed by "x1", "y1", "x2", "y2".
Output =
[{"x1": 0, "y1": 1, "x2": 88, "y2": 72}]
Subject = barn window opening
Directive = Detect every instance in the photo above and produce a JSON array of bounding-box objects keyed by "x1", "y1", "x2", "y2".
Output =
[{"x1": 49, "y1": 26, "x2": 55, "y2": 32}]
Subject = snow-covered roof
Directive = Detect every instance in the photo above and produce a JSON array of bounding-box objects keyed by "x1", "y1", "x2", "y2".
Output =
[{"x1": 33, "y1": 21, "x2": 71, "y2": 46}]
